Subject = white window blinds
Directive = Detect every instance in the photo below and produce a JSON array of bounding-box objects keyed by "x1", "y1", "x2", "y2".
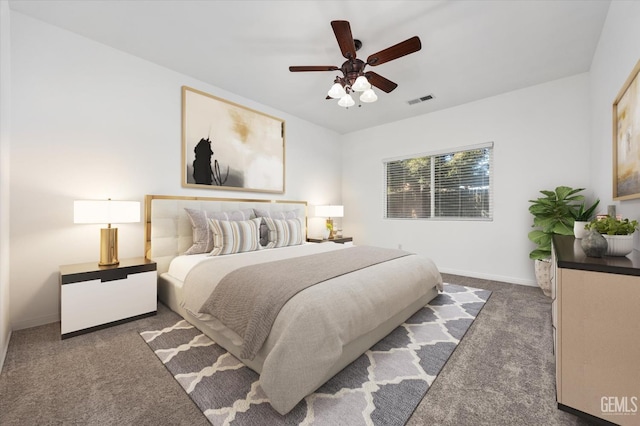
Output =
[{"x1": 383, "y1": 142, "x2": 493, "y2": 220}]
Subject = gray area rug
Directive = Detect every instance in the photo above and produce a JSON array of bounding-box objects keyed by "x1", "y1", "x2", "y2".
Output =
[{"x1": 140, "y1": 284, "x2": 490, "y2": 425}]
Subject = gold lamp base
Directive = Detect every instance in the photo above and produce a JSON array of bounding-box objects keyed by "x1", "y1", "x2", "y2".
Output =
[{"x1": 99, "y1": 226, "x2": 119, "y2": 266}]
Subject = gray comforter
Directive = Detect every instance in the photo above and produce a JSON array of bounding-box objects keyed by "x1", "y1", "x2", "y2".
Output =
[
  {"x1": 199, "y1": 246, "x2": 411, "y2": 360},
  {"x1": 181, "y1": 243, "x2": 442, "y2": 414}
]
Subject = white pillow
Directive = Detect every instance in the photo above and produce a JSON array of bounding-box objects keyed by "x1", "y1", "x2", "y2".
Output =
[{"x1": 208, "y1": 217, "x2": 261, "y2": 256}]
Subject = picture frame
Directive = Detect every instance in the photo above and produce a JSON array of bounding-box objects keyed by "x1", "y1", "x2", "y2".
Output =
[
  {"x1": 182, "y1": 86, "x2": 285, "y2": 194},
  {"x1": 612, "y1": 59, "x2": 640, "y2": 201}
]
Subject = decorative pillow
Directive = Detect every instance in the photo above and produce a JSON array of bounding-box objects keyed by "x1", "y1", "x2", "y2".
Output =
[
  {"x1": 263, "y1": 217, "x2": 304, "y2": 248},
  {"x1": 253, "y1": 208, "x2": 300, "y2": 219},
  {"x1": 208, "y1": 217, "x2": 261, "y2": 256},
  {"x1": 183, "y1": 208, "x2": 255, "y2": 255},
  {"x1": 253, "y1": 208, "x2": 301, "y2": 246}
]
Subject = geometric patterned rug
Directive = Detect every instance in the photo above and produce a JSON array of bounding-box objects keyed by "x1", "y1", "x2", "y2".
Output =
[{"x1": 140, "y1": 284, "x2": 491, "y2": 426}]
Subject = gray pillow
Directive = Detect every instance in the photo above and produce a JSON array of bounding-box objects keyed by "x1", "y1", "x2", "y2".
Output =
[{"x1": 184, "y1": 208, "x2": 255, "y2": 255}]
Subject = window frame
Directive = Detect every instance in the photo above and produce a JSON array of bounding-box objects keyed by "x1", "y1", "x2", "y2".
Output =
[{"x1": 383, "y1": 142, "x2": 494, "y2": 221}]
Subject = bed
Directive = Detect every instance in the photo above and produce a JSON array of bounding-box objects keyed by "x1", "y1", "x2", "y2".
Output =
[{"x1": 144, "y1": 194, "x2": 443, "y2": 415}]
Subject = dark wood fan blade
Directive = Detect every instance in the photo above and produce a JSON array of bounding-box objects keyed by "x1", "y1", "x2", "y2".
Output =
[
  {"x1": 366, "y1": 36, "x2": 421, "y2": 66},
  {"x1": 365, "y1": 71, "x2": 398, "y2": 93},
  {"x1": 331, "y1": 20, "x2": 357, "y2": 59},
  {"x1": 289, "y1": 66, "x2": 340, "y2": 72}
]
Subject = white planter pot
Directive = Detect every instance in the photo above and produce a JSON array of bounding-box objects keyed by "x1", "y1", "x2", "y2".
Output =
[
  {"x1": 534, "y1": 258, "x2": 552, "y2": 297},
  {"x1": 602, "y1": 234, "x2": 634, "y2": 256},
  {"x1": 573, "y1": 221, "x2": 590, "y2": 239}
]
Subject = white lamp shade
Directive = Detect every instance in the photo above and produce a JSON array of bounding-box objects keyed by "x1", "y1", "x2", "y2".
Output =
[
  {"x1": 315, "y1": 205, "x2": 344, "y2": 218},
  {"x1": 74, "y1": 200, "x2": 140, "y2": 224},
  {"x1": 338, "y1": 94, "x2": 355, "y2": 108},
  {"x1": 352, "y1": 75, "x2": 371, "y2": 92},
  {"x1": 327, "y1": 83, "x2": 346, "y2": 99},
  {"x1": 360, "y1": 88, "x2": 378, "y2": 103}
]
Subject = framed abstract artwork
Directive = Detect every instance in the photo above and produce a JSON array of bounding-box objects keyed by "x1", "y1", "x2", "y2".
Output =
[
  {"x1": 182, "y1": 86, "x2": 285, "y2": 194},
  {"x1": 613, "y1": 59, "x2": 640, "y2": 201}
]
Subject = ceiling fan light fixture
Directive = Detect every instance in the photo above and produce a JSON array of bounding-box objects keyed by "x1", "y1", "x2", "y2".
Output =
[
  {"x1": 289, "y1": 20, "x2": 422, "y2": 109},
  {"x1": 327, "y1": 82, "x2": 346, "y2": 99},
  {"x1": 338, "y1": 93, "x2": 355, "y2": 107},
  {"x1": 360, "y1": 88, "x2": 378, "y2": 103},
  {"x1": 352, "y1": 75, "x2": 371, "y2": 92}
]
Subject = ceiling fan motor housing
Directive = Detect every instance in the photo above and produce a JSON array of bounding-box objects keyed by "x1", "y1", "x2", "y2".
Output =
[{"x1": 340, "y1": 58, "x2": 367, "y2": 87}]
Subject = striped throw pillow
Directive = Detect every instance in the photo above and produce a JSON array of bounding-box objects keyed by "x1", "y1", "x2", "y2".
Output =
[
  {"x1": 208, "y1": 217, "x2": 261, "y2": 256},
  {"x1": 184, "y1": 208, "x2": 255, "y2": 255},
  {"x1": 264, "y1": 217, "x2": 304, "y2": 248},
  {"x1": 253, "y1": 208, "x2": 301, "y2": 247}
]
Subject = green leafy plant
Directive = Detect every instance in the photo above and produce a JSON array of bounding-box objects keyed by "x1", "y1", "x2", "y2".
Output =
[
  {"x1": 528, "y1": 186, "x2": 585, "y2": 260},
  {"x1": 587, "y1": 216, "x2": 638, "y2": 235},
  {"x1": 570, "y1": 199, "x2": 600, "y2": 222}
]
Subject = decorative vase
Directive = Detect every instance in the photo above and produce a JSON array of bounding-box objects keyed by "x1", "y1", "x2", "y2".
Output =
[
  {"x1": 573, "y1": 221, "x2": 590, "y2": 239},
  {"x1": 580, "y1": 231, "x2": 608, "y2": 258},
  {"x1": 602, "y1": 234, "x2": 634, "y2": 256}
]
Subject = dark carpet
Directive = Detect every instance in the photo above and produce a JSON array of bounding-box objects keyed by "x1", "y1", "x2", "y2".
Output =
[
  {"x1": 0, "y1": 274, "x2": 593, "y2": 425},
  {"x1": 140, "y1": 284, "x2": 490, "y2": 425}
]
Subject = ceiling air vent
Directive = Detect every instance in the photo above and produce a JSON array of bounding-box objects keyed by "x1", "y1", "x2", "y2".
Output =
[{"x1": 407, "y1": 94, "x2": 434, "y2": 105}]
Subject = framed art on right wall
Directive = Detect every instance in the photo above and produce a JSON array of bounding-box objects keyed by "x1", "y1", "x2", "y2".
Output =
[{"x1": 613, "y1": 59, "x2": 640, "y2": 201}]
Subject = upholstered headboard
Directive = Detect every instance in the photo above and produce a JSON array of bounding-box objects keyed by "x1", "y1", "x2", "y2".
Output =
[{"x1": 144, "y1": 195, "x2": 307, "y2": 274}]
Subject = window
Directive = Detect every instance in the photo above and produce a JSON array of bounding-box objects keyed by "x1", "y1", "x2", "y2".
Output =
[{"x1": 384, "y1": 142, "x2": 493, "y2": 220}]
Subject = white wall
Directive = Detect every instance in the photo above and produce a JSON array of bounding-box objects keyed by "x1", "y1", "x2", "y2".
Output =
[
  {"x1": 0, "y1": 0, "x2": 12, "y2": 369},
  {"x1": 589, "y1": 0, "x2": 640, "y2": 249},
  {"x1": 9, "y1": 12, "x2": 342, "y2": 330},
  {"x1": 342, "y1": 74, "x2": 591, "y2": 285}
]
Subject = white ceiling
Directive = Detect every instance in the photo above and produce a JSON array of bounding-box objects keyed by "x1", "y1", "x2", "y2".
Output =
[{"x1": 9, "y1": 0, "x2": 611, "y2": 134}]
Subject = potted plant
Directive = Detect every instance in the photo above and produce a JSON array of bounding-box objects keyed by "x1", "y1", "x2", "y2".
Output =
[
  {"x1": 587, "y1": 216, "x2": 638, "y2": 256},
  {"x1": 570, "y1": 198, "x2": 600, "y2": 239},
  {"x1": 528, "y1": 186, "x2": 585, "y2": 296}
]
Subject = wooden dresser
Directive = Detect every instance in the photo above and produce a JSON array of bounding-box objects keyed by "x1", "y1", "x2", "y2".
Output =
[{"x1": 551, "y1": 235, "x2": 640, "y2": 425}]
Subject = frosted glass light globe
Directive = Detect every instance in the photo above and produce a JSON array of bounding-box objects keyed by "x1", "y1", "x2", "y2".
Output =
[
  {"x1": 360, "y1": 88, "x2": 378, "y2": 103},
  {"x1": 352, "y1": 75, "x2": 371, "y2": 92},
  {"x1": 327, "y1": 83, "x2": 346, "y2": 99},
  {"x1": 338, "y1": 93, "x2": 355, "y2": 107}
]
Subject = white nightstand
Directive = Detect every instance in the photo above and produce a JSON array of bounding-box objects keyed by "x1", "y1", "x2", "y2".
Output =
[{"x1": 59, "y1": 257, "x2": 157, "y2": 339}]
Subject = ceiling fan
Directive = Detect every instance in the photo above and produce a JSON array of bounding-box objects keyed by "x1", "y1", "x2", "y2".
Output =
[{"x1": 289, "y1": 20, "x2": 422, "y2": 107}]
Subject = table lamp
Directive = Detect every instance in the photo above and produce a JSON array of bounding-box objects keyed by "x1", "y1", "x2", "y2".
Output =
[
  {"x1": 74, "y1": 199, "x2": 140, "y2": 266},
  {"x1": 315, "y1": 205, "x2": 344, "y2": 239}
]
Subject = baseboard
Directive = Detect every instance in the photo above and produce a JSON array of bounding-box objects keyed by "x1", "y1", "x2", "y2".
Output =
[
  {"x1": 438, "y1": 267, "x2": 537, "y2": 287},
  {"x1": 11, "y1": 313, "x2": 60, "y2": 331},
  {"x1": 0, "y1": 328, "x2": 12, "y2": 374}
]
